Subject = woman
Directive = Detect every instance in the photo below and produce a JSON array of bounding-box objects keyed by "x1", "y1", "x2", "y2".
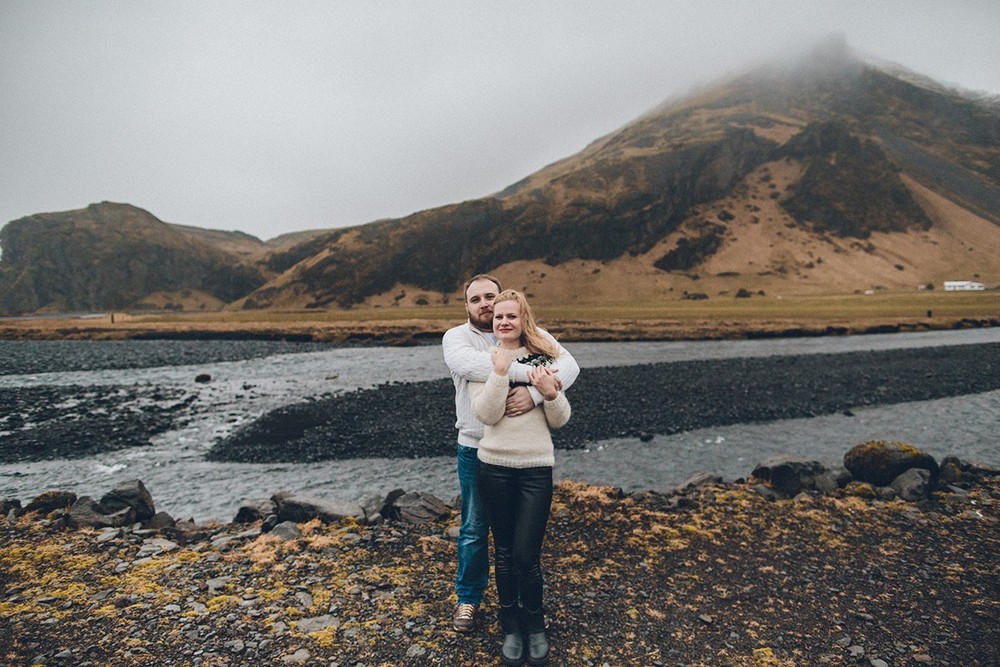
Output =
[{"x1": 471, "y1": 290, "x2": 571, "y2": 666}]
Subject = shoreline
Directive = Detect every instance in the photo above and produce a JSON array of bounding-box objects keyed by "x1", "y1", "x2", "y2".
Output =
[{"x1": 0, "y1": 311, "x2": 998, "y2": 345}]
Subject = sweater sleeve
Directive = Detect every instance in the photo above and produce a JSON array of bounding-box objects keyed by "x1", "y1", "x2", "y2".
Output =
[
  {"x1": 442, "y1": 326, "x2": 493, "y2": 382},
  {"x1": 542, "y1": 392, "x2": 571, "y2": 429},
  {"x1": 471, "y1": 372, "x2": 511, "y2": 426}
]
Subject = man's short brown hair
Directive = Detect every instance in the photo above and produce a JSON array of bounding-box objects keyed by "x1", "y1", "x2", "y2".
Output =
[{"x1": 463, "y1": 274, "x2": 502, "y2": 299}]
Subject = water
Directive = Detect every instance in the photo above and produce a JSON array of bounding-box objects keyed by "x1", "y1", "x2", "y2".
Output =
[{"x1": 2, "y1": 329, "x2": 998, "y2": 522}]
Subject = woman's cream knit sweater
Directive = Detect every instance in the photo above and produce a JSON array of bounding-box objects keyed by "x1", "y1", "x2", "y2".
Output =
[{"x1": 470, "y1": 347, "x2": 571, "y2": 469}]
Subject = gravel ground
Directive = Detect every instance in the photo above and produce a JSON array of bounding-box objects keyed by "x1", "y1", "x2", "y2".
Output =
[{"x1": 2, "y1": 475, "x2": 997, "y2": 666}]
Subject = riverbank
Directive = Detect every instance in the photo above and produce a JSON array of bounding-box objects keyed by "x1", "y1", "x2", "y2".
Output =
[
  {"x1": 2, "y1": 472, "x2": 997, "y2": 666},
  {"x1": 1, "y1": 292, "x2": 998, "y2": 344}
]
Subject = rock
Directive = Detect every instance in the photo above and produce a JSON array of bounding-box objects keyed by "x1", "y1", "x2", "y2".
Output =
[
  {"x1": 385, "y1": 491, "x2": 450, "y2": 524},
  {"x1": 69, "y1": 496, "x2": 135, "y2": 528},
  {"x1": 295, "y1": 614, "x2": 340, "y2": 633},
  {"x1": 891, "y1": 468, "x2": 931, "y2": 501},
  {"x1": 280, "y1": 648, "x2": 311, "y2": 664},
  {"x1": 23, "y1": 490, "x2": 78, "y2": 516},
  {"x1": 673, "y1": 472, "x2": 723, "y2": 494},
  {"x1": 870, "y1": 659, "x2": 888, "y2": 667},
  {"x1": 274, "y1": 495, "x2": 366, "y2": 524},
  {"x1": 100, "y1": 479, "x2": 156, "y2": 522},
  {"x1": 751, "y1": 483, "x2": 781, "y2": 501},
  {"x1": 937, "y1": 456, "x2": 965, "y2": 486},
  {"x1": 164, "y1": 519, "x2": 212, "y2": 544},
  {"x1": 270, "y1": 521, "x2": 302, "y2": 540},
  {"x1": 406, "y1": 644, "x2": 428, "y2": 658},
  {"x1": 195, "y1": 373, "x2": 212, "y2": 383},
  {"x1": 843, "y1": 481, "x2": 877, "y2": 499},
  {"x1": 751, "y1": 456, "x2": 828, "y2": 496},
  {"x1": 135, "y1": 538, "x2": 180, "y2": 559},
  {"x1": 844, "y1": 440, "x2": 939, "y2": 487},
  {"x1": 357, "y1": 491, "x2": 385, "y2": 523},
  {"x1": 145, "y1": 511, "x2": 176, "y2": 530},
  {"x1": 261, "y1": 514, "x2": 280, "y2": 533},
  {"x1": 233, "y1": 498, "x2": 277, "y2": 524},
  {"x1": 1, "y1": 498, "x2": 22, "y2": 516}
]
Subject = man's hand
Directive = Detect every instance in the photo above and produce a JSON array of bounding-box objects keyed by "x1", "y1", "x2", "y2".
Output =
[{"x1": 505, "y1": 386, "x2": 534, "y2": 417}]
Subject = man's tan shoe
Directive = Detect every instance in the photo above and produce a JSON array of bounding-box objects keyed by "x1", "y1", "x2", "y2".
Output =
[{"x1": 453, "y1": 603, "x2": 476, "y2": 633}]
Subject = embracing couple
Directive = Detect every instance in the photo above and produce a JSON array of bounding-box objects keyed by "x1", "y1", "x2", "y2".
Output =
[{"x1": 442, "y1": 274, "x2": 580, "y2": 666}]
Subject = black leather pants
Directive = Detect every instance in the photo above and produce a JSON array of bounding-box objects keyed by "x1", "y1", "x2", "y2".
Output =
[{"x1": 478, "y1": 462, "x2": 553, "y2": 613}]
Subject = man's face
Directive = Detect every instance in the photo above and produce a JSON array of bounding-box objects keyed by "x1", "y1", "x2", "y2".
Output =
[{"x1": 465, "y1": 279, "x2": 500, "y2": 332}]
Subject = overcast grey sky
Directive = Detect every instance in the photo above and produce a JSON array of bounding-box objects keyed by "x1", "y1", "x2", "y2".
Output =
[{"x1": 2, "y1": 1, "x2": 998, "y2": 241}]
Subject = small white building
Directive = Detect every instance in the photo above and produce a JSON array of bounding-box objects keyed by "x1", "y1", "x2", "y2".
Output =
[{"x1": 943, "y1": 280, "x2": 985, "y2": 291}]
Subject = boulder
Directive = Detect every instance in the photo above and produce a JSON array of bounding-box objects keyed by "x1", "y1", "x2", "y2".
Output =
[
  {"x1": 233, "y1": 498, "x2": 278, "y2": 524},
  {"x1": 385, "y1": 491, "x2": 450, "y2": 524},
  {"x1": 145, "y1": 511, "x2": 176, "y2": 531},
  {"x1": 23, "y1": 490, "x2": 78, "y2": 516},
  {"x1": 891, "y1": 468, "x2": 931, "y2": 501},
  {"x1": 69, "y1": 496, "x2": 135, "y2": 528},
  {"x1": 751, "y1": 456, "x2": 828, "y2": 496},
  {"x1": 844, "y1": 440, "x2": 939, "y2": 486},
  {"x1": 100, "y1": 479, "x2": 156, "y2": 522},
  {"x1": 275, "y1": 495, "x2": 366, "y2": 524},
  {"x1": 270, "y1": 521, "x2": 303, "y2": 540}
]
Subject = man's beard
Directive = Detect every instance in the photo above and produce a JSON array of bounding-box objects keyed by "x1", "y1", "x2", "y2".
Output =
[{"x1": 469, "y1": 309, "x2": 493, "y2": 331}]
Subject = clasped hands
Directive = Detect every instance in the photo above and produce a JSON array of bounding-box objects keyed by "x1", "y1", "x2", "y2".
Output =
[{"x1": 491, "y1": 347, "x2": 562, "y2": 416}]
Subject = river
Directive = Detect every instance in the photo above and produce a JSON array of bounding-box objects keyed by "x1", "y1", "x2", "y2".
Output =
[{"x1": 1, "y1": 328, "x2": 998, "y2": 522}]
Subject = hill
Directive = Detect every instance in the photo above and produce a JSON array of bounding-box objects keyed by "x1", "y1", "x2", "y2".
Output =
[
  {"x1": 1, "y1": 39, "x2": 998, "y2": 315},
  {"x1": 0, "y1": 203, "x2": 270, "y2": 313}
]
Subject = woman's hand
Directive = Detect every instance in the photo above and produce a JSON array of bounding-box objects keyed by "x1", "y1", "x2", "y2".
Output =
[
  {"x1": 528, "y1": 365, "x2": 560, "y2": 401},
  {"x1": 491, "y1": 347, "x2": 513, "y2": 375}
]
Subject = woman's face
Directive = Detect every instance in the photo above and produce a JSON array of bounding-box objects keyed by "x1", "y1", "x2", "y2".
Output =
[{"x1": 493, "y1": 300, "x2": 523, "y2": 346}]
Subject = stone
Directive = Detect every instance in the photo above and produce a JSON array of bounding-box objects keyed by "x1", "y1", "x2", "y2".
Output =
[
  {"x1": 233, "y1": 498, "x2": 277, "y2": 524},
  {"x1": 69, "y1": 496, "x2": 135, "y2": 529},
  {"x1": 296, "y1": 614, "x2": 340, "y2": 633},
  {"x1": 673, "y1": 472, "x2": 723, "y2": 494},
  {"x1": 275, "y1": 495, "x2": 365, "y2": 524},
  {"x1": 270, "y1": 521, "x2": 303, "y2": 540},
  {"x1": 844, "y1": 440, "x2": 938, "y2": 487},
  {"x1": 891, "y1": 468, "x2": 931, "y2": 501},
  {"x1": 145, "y1": 511, "x2": 176, "y2": 530},
  {"x1": 23, "y1": 490, "x2": 78, "y2": 516},
  {"x1": 100, "y1": 479, "x2": 156, "y2": 522},
  {"x1": 386, "y1": 492, "x2": 450, "y2": 524},
  {"x1": 280, "y1": 648, "x2": 311, "y2": 664},
  {"x1": 1, "y1": 498, "x2": 22, "y2": 516},
  {"x1": 751, "y1": 456, "x2": 828, "y2": 496}
]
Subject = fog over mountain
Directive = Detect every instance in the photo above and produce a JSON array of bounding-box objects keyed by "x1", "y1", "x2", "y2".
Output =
[{"x1": 2, "y1": 2, "x2": 999, "y2": 241}]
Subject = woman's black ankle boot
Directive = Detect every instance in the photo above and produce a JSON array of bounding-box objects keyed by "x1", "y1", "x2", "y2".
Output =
[
  {"x1": 523, "y1": 607, "x2": 549, "y2": 666},
  {"x1": 499, "y1": 605, "x2": 525, "y2": 666}
]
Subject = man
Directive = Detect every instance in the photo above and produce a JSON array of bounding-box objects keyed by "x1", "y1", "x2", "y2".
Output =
[{"x1": 442, "y1": 273, "x2": 580, "y2": 632}]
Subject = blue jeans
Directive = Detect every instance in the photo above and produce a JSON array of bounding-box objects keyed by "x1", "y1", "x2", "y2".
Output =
[{"x1": 456, "y1": 444, "x2": 489, "y2": 606}]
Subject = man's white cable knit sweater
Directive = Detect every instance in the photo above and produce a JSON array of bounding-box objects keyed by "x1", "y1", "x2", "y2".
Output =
[
  {"x1": 470, "y1": 347, "x2": 571, "y2": 469},
  {"x1": 442, "y1": 322, "x2": 579, "y2": 448}
]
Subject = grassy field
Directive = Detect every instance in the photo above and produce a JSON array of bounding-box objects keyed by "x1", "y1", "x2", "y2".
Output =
[{"x1": 1, "y1": 291, "x2": 996, "y2": 342}]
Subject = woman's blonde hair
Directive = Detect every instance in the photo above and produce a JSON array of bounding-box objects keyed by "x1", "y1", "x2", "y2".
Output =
[{"x1": 493, "y1": 290, "x2": 559, "y2": 358}]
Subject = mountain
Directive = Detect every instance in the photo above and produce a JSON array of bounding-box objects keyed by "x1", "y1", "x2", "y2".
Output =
[
  {"x1": 1, "y1": 39, "x2": 998, "y2": 315},
  {"x1": 0, "y1": 203, "x2": 271, "y2": 313},
  {"x1": 239, "y1": 39, "x2": 1000, "y2": 309}
]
